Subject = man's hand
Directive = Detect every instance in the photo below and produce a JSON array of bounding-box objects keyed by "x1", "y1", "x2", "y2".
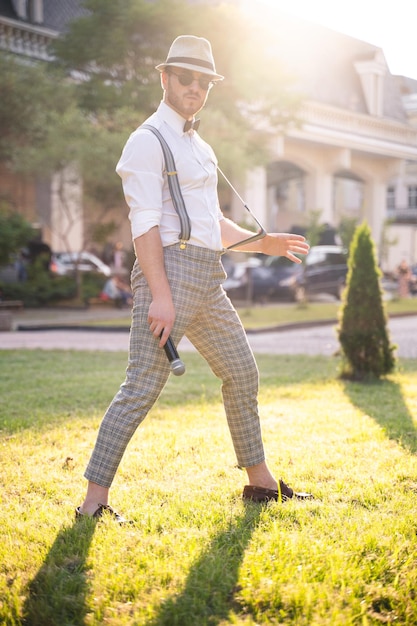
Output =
[
  {"x1": 220, "y1": 219, "x2": 309, "y2": 260},
  {"x1": 260, "y1": 233, "x2": 309, "y2": 262},
  {"x1": 147, "y1": 298, "x2": 175, "y2": 347}
]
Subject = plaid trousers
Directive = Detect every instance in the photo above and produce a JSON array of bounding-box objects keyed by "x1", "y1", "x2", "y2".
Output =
[{"x1": 84, "y1": 243, "x2": 265, "y2": 487}]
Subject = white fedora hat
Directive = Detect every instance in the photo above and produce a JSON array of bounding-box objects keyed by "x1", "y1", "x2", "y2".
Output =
[{"x1": 156, "y1": 35, "x2": 224, "y2": 81}]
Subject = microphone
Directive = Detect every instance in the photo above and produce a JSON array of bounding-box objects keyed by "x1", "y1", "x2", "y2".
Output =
[{"x1": 162, "y1": 335, "x2": 186, "y2": 376}]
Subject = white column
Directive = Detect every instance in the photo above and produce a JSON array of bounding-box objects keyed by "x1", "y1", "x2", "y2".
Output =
[
  {"x1": 50, "y1": 165, "x2": 83, "y2": 252},
  {"x1": 306, "y1": 171, "x2": 333, "y2": 222},
  {"x1": 363, "y1": 180, "x2": 386, "y2": 255}
]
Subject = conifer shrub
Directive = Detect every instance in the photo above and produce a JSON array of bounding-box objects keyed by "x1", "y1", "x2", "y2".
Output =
[{"x1": 337, "y1": 222, "x2": 396, "y2": 380}]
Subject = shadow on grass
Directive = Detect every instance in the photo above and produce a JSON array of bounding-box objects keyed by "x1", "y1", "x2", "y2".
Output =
[
  {"x1": 147, "y1": 502, "x2": 262, "y2": 626},
  {"x1": 343, "y1": 378, "x2": 417, "y2": 454},
  {"x1": 22, "y1": 517, "x2": 97, "y2": 626}
]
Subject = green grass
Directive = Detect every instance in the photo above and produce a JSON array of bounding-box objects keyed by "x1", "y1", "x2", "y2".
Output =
[
  {"x1": 1, "y1": 349, "x2": 417, "y2": 625},
  {"x1": 85, "y1": 298, "x2": 417, "y2": 330}
]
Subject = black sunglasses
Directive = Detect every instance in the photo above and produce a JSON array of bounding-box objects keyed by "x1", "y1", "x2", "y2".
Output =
[{"x1": 169, "y1": 70, "x2": 214, "y2": 91}]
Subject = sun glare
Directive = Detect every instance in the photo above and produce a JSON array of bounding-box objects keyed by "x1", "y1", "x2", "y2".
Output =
[{"x1": 242, "y1": 0, "x2": 417, "y2": 80}]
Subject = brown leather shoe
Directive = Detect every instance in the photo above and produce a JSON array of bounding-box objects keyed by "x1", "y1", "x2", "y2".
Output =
[
  {"x1": 243, "y1": 479, "x2": 313, "y2": 503},
  {"x1": 75, "y1": 503, "x2": 132, "y2": 524}
]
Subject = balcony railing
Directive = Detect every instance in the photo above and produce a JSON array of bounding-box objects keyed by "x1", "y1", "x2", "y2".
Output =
[
  {"x1": 300, "y1": 101, "x2": 417, "y2": 148},
  {"x1": 387, "y1": 207, "x2": 417, "y2": 223},
  {"x1": 0, "y1": 17, "x2": 57, "y2": 61}
]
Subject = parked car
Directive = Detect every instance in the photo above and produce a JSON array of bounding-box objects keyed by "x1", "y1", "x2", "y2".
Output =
[
  {"x1": 292, "y1": 245, "x2": 348, "y2": 302},
  {"x1": 225, "y1": 255, "x2": 303, "y2": 302},
  {"x1": 50, "y1": 252, "x2": 112, "y2": 277},
  {"x1": 222, "y1": 255, "x2": 269, "y2": 302},
  {"x1": 223, "y1": 245, "x2": 348, "y2": 303}
]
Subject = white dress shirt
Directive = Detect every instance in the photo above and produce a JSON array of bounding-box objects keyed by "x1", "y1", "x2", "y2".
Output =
[{"x1": 116, "y1": 101, "x2": 224, "y2": 251}]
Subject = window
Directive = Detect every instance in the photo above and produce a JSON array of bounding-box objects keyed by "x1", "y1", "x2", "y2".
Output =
[
  {"x1": 408, "y1": 186, "x2": 417, "y2": 209},
  {"x1": 306, "y1": 250, "x2": 326, "y2": 266},
  {"x1": 387, "y1": 186, "x2": 395, "y2": 210}
]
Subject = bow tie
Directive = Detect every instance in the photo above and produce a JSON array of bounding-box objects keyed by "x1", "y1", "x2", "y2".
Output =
[{"x1": 183, "y1": 118, "x2": 200, "y2": 132}]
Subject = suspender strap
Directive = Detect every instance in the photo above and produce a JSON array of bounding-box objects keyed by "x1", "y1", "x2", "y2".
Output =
[{"x1": 141, "y1": 124, "x2": 191, "y2": 242}]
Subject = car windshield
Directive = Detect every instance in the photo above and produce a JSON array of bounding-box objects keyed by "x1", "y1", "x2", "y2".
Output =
[{"x1": 305, "y1": 248, "x2": 347, "y2": 266}]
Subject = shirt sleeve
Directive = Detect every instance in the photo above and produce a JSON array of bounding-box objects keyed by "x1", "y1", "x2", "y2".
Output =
[{"x1": 116, "y1": 130, "x2": 165, "y2": 240}]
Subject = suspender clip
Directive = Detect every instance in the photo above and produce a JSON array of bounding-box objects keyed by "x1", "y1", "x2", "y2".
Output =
[{"x1": 179, "y1": 241, "x2": 187, "y2": 250}]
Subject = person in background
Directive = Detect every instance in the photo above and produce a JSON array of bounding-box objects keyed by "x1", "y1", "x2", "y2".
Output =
[
  {"x1": 397, "y1": 259, "x2": 411, "y2": 298},
  {"x1": 100, "y1": 274, "x2": 132, "y2": 307},
  {"x1": 113, "y1": 241, "x2": 126, "y2": 273},
  {"x1": 76, "y1": 35, "x2": 312, "y2": 523}
]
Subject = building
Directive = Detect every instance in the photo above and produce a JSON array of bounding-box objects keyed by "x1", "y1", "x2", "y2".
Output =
[
  {"x1": 1, "y1": 1, "x2": 417, "y2": 270},
  {"x1": 233, "y1": 9, "x2": 417, "y2": 272},
  {"x1": 0, "y1": 0, "x2": 88, "y2": 252}
]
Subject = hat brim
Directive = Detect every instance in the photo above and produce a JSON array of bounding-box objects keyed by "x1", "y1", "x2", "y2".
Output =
[{"x1": 156, "y1": 62, "x2": 224, "y2": 81}]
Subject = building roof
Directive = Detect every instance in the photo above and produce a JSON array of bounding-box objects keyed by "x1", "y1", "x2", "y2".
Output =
[
  {"x1": 42, "y1": 0, "x2": 88, "y2": 32},
  {"x1": 0, "y1": 0, "x2": 15, "y2": 19},
  {"x1": 0, "y1": 0, "x2": 88, "y2": 32},
  {"x1": 267, "y1": 11, "x2": 407, "y2": 122}
]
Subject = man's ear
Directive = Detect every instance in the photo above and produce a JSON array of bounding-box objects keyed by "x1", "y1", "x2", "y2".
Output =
[{"x1": 161, "y1": 71, "x2": 168, "y2": 90}]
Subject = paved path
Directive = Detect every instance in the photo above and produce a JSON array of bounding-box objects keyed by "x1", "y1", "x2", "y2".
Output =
[{"x1": 1, "y1": 314, "x2": 416, "y2": 358}]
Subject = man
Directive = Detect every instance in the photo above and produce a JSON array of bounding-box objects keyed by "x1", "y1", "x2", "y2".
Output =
[{"x1": 76, "y1": 35, "x2": 312, "y2": 522}]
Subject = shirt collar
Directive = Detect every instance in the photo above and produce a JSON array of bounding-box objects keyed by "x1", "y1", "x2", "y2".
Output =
[{"x1": 157, "y1": 101, "x2": 191, "y2": 136}]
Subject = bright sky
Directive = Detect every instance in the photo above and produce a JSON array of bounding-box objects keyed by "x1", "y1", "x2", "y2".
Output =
[{"x1": 255, "y1": 0, "x2": 417, "y2": 80}]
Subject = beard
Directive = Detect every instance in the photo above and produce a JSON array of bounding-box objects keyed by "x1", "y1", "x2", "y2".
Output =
[{"x1": 165, "y1": 82, "x2": 207, "y2": 119}]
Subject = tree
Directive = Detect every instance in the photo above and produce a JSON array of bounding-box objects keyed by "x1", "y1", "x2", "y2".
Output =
[
  {"x1": 337, "y1": 222, "x2": 396, "y2": 380},
  {"x1": 338, "y1": 216, "x2": 358, "y2": 250},
  {"x1": 305, "y1": 210, "x2": 326, "y2": 246},
  {"x1": 0, "y1": 204, "x2": 34, "y2": 267},
  {"x1": 0, "y1": 54, "x2": 71, "y2": 165},
  {"x1": 0, "y1": 53, "x2": 132, "y2": 253},
  {"x1": 51, "y1": 0, "x2": 300, "y2": 180}
]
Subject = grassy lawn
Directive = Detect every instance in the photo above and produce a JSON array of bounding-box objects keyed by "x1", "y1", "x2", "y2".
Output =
[
  {"x1": 1, "y1": 349, "x2": 417, "y2": 625},
  {"x1": 238, "y1": 297, "x2": 417, "y2": 329},
  {"x1": 83, "y1": 297, "x2": 417, "y2": 330}
]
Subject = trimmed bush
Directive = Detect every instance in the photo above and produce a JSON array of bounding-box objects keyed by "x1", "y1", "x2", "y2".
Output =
[
  {"x1": 0, "y1": 272, "x2": 76, "y2": 308},
  {"x1": 337, "y1": 222, "x2": 396, "y2": 380},
  {"x1": 0, "y1": 269, "x2": 107, "y2": 308},
  {"x1": 0, "y1": 206, "x2": 34, "y2": 267}
]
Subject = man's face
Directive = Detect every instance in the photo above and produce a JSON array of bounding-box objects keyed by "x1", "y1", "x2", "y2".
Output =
[{"x1": 162, "y1": 67, "x2": 214, "y2": 119}]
